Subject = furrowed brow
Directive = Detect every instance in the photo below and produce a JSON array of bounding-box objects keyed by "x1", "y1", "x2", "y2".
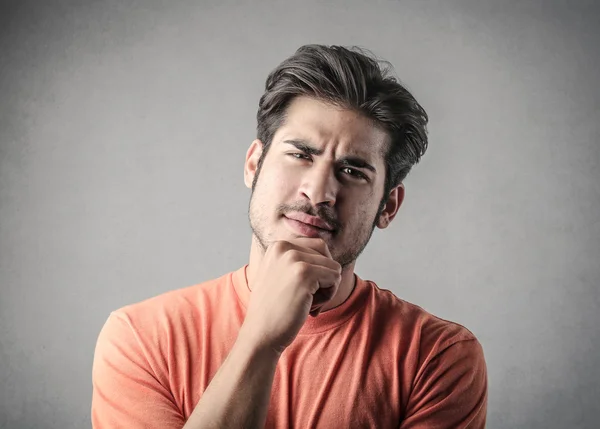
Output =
[
  {"x1": 339, "y1": 156, "x2": 376, "y2": 174},
  {"x1": 282, "y1": 139, "x2": 324, "y2": 156},
  {"x1": 282, "y1": 139, "x2": 377, "y2": 174}
]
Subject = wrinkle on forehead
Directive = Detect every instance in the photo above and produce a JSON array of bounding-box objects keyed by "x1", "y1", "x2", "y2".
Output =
[{"x1": 276, "y1": 96, "x2": 389, "y2": 165}]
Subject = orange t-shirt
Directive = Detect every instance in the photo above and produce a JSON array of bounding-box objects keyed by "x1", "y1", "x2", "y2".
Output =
[{"x1": 91, "y1": 265, "x2": 487, "y2": 428}]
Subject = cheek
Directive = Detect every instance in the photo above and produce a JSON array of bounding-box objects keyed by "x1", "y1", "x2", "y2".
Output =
[
  {"x1": 256, "y1": 166, "x2": 297, "y2": 204},
  {"x1": 341, "y1": 200, "x2": 376, "y2": 226},
  {"x1": 269, "y1": 166, "x2": 299, "y2": 193}
]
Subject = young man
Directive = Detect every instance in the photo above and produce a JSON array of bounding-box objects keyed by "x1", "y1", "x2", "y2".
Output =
[{"x1": 92, "y1": 44, "x2": 488, "y2": 428}]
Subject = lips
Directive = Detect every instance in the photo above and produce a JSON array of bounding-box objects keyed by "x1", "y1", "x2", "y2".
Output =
[
  {"x1": 284, "y1": 212, "x2": 334, "y2": 231},
  {"x1": 284, "y1": 217, "x2": 332, "y2": 238}
]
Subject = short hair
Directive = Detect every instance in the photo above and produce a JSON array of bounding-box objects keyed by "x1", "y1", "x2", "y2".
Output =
[{"x1": 255, "y1": 44, "x2": 429, "y2": 207}]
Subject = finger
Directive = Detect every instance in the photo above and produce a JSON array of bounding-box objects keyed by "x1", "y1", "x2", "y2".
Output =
[
  {"x1": 301, "y1": 264, "x2": 341, "y2": 295},
  {"x1": 288, "y1": 237, "x2": 332, "y2": 259},
  {"x1": 287, "y1": 240, "x2": 340, "y2": 273},
  {"x1": 287, "y1": 250, "x2": 340, "y2": 272},
  {"x1": 309, "y1": 307, "x2": 322, "y2": 318},
  {"x1": 270, "y1": 239, "x2": 322, "y2": 257},
  {"x1": 309, "y1": 286, "x2": 337, "y2": 315},
  {"x1": 312, "y1": 283, "x2": 337, "y2": 306}
]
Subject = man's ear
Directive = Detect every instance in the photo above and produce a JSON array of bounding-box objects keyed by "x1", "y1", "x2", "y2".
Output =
[
  {"x1": 376, "y1": 183, "x2": 405, "y2": 229},
  {"x1": 244, "y1": 139, "x2": 264, "y2": 189}
]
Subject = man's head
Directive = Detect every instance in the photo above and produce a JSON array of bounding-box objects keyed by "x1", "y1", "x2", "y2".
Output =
[{"x1": 244, "y1": 44, "x2": 428, "y2": 268}]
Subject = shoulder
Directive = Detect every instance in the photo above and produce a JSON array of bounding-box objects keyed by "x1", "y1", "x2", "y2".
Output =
[
  {"x1": 364, "y1": 279, "x2": 484, "y2": 361},
  {"x1": 93, "y1": 271, "x2": 235, "y2": 380},
  {"x1": 363, "y1": 281, "x2": 487, "y2": 420},
  {"x1": 115, "y1": 272, "x2": 227, "y2": 324},
  {"x1": 401, "y1": 298, "x2": 480, "y2": 353},
  {"x1": 96, "y1": 270, "x2": 233, "y2": 349}
]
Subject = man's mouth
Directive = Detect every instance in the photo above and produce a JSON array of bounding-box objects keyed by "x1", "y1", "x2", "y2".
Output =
[
  {"x1": 283, "y1": 215, "x2": 335, "y2": 238},
  {"x1": 284, "y1": 212, "x2": 335, "y2": 231}
]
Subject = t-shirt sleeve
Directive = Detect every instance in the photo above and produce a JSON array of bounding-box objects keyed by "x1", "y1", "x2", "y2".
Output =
[
  {"x1": 400, "y1": 338, "x2": 488, "y2": 429},
  {"x1": 91, "y1": 312, "x2": 186, "y2": 429}
]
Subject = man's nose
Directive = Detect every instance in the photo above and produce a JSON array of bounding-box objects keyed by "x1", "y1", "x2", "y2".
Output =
[{"x1": 298, "y1": 165, "x2": 338, "y2": 207}]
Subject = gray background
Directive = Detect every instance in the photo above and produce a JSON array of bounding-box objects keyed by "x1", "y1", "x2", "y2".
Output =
[{"x1": 1, "y1": 0, "x2": 599, "y2": 428}]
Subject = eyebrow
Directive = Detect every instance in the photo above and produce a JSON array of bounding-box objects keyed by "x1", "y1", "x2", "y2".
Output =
[{"x1": 282, "y1": 139, "x2": 377, "y2": 174}]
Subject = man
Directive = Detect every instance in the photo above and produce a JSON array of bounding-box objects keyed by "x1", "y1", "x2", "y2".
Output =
[{"x1": 91, "y1": 44, "x2": 488, "y2": 428}]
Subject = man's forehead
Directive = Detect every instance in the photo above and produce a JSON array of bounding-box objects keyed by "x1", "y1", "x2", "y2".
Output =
[
  {"x1": 277, "y1": 134, "x2": 384, "y2": 160},
  {"x1": 276, "y1": 97, "x2": 389, "y2": 160}
]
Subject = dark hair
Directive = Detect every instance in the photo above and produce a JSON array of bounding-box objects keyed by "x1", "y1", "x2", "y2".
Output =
[{"x1": 255, "y1": 44, "x2": 429, "y2": 210}]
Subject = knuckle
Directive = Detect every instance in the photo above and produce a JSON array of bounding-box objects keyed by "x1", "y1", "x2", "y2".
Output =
[
  {"x1": 288, "y1": 250, "x2": 302, "y2": 263},
  {"x1": 294, "y1": 261, "x2": 310, "y2": 276},
  {"x1": 271, "y1": 240, "x2": 288, "y2": 253}
]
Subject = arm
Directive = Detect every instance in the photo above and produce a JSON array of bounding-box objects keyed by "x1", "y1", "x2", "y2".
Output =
[
  {"x1": 93, "y1": 238, "x2": 338, "y2": 428},
  {"x1": 91, "y1": 312, "x2": 186, "y2": 428},
  {"x1": 92, "y1": 314, "x2": 281, "y2": 429},
  {"x1": 399, "y1": 339, "x2": 488, "y2": 429},
  {"x1": 182, "y1": 325, "x2": 281, "y2": 428}
]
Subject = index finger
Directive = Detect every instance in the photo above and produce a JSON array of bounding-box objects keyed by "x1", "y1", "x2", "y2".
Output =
[{"x1": 288, "y1": 237, "x2": 333, "y2": 259}]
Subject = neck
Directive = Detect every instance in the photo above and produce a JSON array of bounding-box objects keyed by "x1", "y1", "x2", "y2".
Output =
[{"x1": 246, "y1": 235, "x2": 357, "y2": 312}]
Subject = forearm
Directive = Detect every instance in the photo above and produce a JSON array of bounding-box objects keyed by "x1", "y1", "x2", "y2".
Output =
[{"x1": 182, "y1": 328, "x2": 280, "y2": 429}]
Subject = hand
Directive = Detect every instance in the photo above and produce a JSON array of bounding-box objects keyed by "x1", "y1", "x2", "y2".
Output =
[{"x1": 240, "y1": 237, "x2": 342, "y2": 354}]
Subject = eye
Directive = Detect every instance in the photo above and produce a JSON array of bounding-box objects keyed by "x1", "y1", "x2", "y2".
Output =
[
  {"x1": 289, "y1": 152, "x2": 311, "y2": 160},
  {"x1": 341, "y1": 167, "x2": 367, "y2": 180}
]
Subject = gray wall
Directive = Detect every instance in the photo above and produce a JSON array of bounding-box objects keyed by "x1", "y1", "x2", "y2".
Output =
[{"x1": 1, "y1": 1, "x2": 598, "y2": 428}]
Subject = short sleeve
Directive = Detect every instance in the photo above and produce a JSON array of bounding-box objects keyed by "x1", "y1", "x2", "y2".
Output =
[
  {"x1": 400, "y1": 338, "x2": 488, "y2": 429},
  {"x1": 91, "y1": 312, "x2": 186, "y2": 429}
]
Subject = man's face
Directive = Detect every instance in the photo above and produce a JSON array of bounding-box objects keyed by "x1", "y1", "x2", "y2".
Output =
[{"x1": 245, "y1": 96, "x2": 396, "y2": 268}]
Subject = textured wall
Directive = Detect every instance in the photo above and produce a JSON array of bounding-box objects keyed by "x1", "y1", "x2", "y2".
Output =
[{"x1": 1, "y1": 1, "x2": 599, "y2": 428}]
